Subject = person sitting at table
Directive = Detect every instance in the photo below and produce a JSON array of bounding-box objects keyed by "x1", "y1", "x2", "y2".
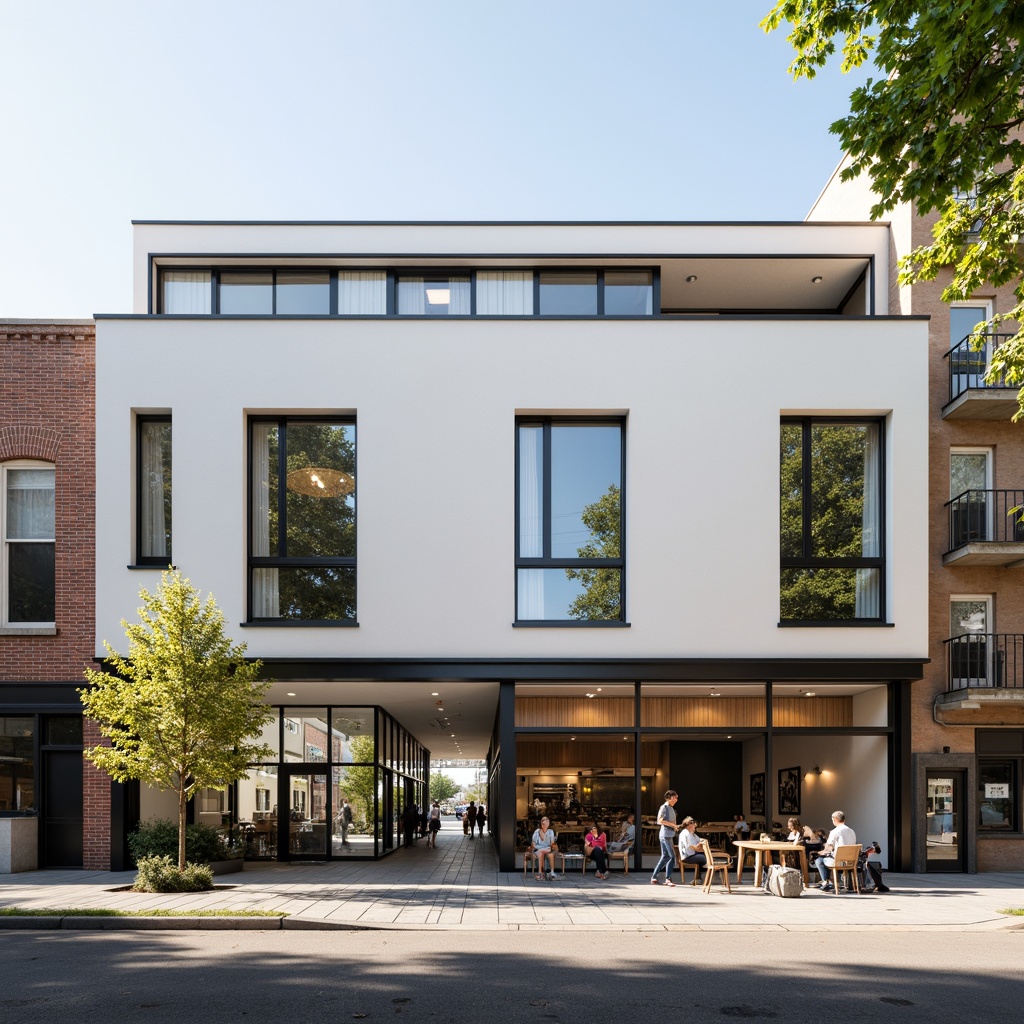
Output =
[
  {"x1": 678, "y1": 816, "x2": 707, "y2": 875},
  {"x1": 584, "y1": 823, "x2": 609, "y2": 879},
  {"x1": 529, "y1": 816, "x2": 559, "y2": 880},
  {"x1": 609, "y1": 812, "x2": 635, "y2": 853}
]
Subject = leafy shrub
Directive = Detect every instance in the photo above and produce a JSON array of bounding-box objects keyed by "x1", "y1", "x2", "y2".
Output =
[
  {"x1": 128, "y1": 818, "x2": 224, "y2": 865},
  {"x1": 132, "y1": 855, "x2": 214, "y2": 893}
]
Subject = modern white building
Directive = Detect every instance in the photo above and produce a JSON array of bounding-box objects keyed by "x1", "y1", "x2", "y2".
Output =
[{"x1": 94, "y1": 220, "x2": 929, "y2": 871}]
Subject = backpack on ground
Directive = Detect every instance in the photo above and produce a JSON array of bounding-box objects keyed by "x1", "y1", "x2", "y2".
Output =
[{"x1": 765, "y1": 863, "x2": 803, "y2": 897}]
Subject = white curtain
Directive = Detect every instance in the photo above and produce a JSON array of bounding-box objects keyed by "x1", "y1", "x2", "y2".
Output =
[
  {"x1": 448, "y1": 278, "x2": 471, "y2": 314},
  {"x1": 338, "y1": 272, "x2": 386, "y2": 314},
  {"x1": 7, "y1": 468, "x2": 54, "y2": 539},
  {"x1": 477, "y1": 272, "x2": 533, "y2": 315},
  {"x1": 518, "y1": 426, "x2": 544, "y2": 618},
  {"x1": 855, "y1": 423, "x2": 880, "y2": 618},
  {"x1": 162, "y1": 271, "x2": 211, "y2": 314},
  {"x1": 251, "y1": 424, "x2": 280, "y2": 617},
  {"x1": 397, "y1": 278, "x2": 426, "y2": 315},
  {"x1": 139, "y1": 424, "x2": 168, "y2": 559}
]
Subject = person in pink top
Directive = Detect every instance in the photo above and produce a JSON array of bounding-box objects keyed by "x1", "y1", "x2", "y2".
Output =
[{"x1": 585, "y1": 823, "x2": 609, "y2": 879}]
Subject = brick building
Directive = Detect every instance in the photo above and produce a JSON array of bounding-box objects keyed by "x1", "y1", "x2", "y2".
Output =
[{"x1": 0, "y1": 320, "x2": 107, "y2": 869}]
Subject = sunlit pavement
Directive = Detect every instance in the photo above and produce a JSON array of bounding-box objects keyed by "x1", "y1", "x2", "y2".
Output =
[{"x1": 2, "y1": 820, "x2": 1022, "y2": 931}]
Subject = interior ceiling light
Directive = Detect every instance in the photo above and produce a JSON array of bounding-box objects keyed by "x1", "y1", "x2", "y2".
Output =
[
  {"x1": 585, "y1": 692, "x2": 595, "y2": 698},
  {"x1": 286, "y1": 692, "x2": 296, "y2": 697},
  {"x1": 804, "y1": 691, "x2": 816, "y2": 697},
  {"x1": 811, "y1": 275, "x2": 823, "y2": 284},
  {"x1": 425, "y1": 288, "x2": 451, "y2": 305},
  {"x1": 286, "y1": 467, "x2": 354, "y2": 498},
  {"x1": 685, "y1": 274, "x2": 698, "y2": 283},
  {"x1": 431, "y1": 692, "x2": 439, "y2": 697}
]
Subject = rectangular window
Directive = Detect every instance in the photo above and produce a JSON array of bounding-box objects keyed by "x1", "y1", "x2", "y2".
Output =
[
  {"x1": 2, "y1": 462, "x2": 55, "y2": 626},
  {"x1": 396, "y1": 276, "x2": 471, "y2": 315},
  {"x1": 0, "y1": 716, "x2": 35, "y2": 811},
  {"x1": 476, "y1": 272, "x2": 534, "y2": 315},
  {"x1": 161, "y1": 271, "x2": 212, "y2": 314},
  {"x1": 978, "y1": 760, "x2": 1016, "y2": 831},
  {"x1": 220, "y1": 272, "x2": 274, "y2": 314},
  {"x1": 538, "y1": 272, "x2": 598, "y2": 315},
  {"x1": 276, "y1": 272, "x2": 330, "y2": 314},
  {"x1": 137, "y1": 416, "x2": 172, "y2": 565},
  {"x1": 249, "y1": 418, "x2": 356, "y2": 622},
  {"x1": 780, "y1": 418, "x2": 884, "y2": 623},
  {"x1": 604, "y1": 271, "x2": 653, "y2": 315},
  {"x1": 515, "y1": 419, "x2": 624, "y2": 623},
  {"x1": 337, "y1": 272, "x2": 387, "y2": 314}
]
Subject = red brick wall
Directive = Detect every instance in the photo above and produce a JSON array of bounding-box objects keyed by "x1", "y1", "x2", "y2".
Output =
[{"x1": 0, "y1": 321, "x2": 106, "y2": 867}]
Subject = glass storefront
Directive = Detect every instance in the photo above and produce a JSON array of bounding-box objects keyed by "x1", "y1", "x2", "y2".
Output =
[{"x1": 231, "y1": 705, "x2": 425, "y2": 861}]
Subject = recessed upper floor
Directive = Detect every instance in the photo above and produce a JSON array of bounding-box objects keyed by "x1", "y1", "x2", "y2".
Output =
[{"x1": 128, "y1": 220, "x2": 896, "y2": 319}]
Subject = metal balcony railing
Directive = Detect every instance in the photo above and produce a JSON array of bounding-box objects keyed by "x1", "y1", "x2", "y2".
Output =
[
  {"x1": 943, "y1": 633, "x2": 1024, "y2": 691},
  {"x1": 944, "y1": 333, "x2": 1015, "y2": 403},
  {"x1": 945, "y1": 489, "x2": 1024, "y2": 551}
]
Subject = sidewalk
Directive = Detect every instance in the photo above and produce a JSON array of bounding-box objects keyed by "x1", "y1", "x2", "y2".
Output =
[{"x1": 2, "y1": 823, "x2": 1022, "y2": 931}]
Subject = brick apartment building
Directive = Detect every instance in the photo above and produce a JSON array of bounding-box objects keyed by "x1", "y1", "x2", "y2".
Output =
[{"x1": 0, "y1": 320, "x2": 109, "y2": 870}]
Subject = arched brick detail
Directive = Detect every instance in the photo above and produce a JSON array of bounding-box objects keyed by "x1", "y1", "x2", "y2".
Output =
[{"x1": 0, "y1": 425, "x2": 62, "y2": 462}]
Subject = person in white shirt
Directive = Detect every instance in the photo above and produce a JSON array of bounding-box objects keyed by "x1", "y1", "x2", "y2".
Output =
[
  {"x1": 677, "y1": 816, "x2": 706, "y2": 871},
  {"x1": 814, "y1": 810, "x2": 857, "y2": 890},
  {"x1": 608, "y1": 813, "x2": 635, "y2": 853}
]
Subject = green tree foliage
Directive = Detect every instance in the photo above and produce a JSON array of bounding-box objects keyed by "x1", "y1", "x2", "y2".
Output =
[
  {"x1": 566, "y1": 484, "x2": 622, "y2": 620},
  {"x1": 429, "y1": 772, "x2": 460, "y2": 802},
  {"x1": 342, "y1": 733, "x2": 377, "y2": 825},
  {"x1": 80, "y1": 570, "x2": 274, "y2": 870},
  {"x1": 763, "y1": 1, "x2": 1024, "y2": 413}
]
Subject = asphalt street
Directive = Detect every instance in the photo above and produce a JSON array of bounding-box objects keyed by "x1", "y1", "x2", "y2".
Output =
[{"x1": 2, "y1": 929, "x2": 1021, "y2": 1023}]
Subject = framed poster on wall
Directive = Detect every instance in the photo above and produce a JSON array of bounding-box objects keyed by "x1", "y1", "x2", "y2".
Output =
[
  {"x1": 750, "y1": 772, "x2": 765, "y2": 816},
  {"x1": 778, "y1": 766, "x2": 801, "y2": 815}
]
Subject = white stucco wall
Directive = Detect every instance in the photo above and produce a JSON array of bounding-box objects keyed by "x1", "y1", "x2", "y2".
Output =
[{"x1": 94, "y1": 314, "x2": 928, "y2": 664}]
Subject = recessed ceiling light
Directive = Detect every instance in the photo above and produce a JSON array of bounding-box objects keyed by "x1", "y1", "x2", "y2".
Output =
[
  {"x1": 431, "y1": 692, "x2": 439, "y2": 697},
  {"x1": 811, "y1": 275, "x2": 823, "y2": 284},
  {"x1": 804, "y1": 691, "x2": 816, "y2": 697},
  {"x1": 685, "y1": 274, "x2": 698, "y2": 283},
  {"x1": 286, "y1": 692, "x2": 296, "y2": 697}
]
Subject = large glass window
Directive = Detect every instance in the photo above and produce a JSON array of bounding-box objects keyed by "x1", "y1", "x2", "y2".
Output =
[
  {"x1": 476, "y1": 272, "x2": 533, "y2": 314},
  {"x1": 276, "y1": 272, "x2": 330, "y2": 314},
  {"x1": 249, "y1": 418, "x2": 356, "y2": 622},
  {"x1": 396, "y1": 276, "x2": 471, "y2": 315},
  {"x1": 604, "y1": 271, "x2": 653, "y2": 315},
  {"x1": 137, "y1": 416, "x2": 171, "y2": 565},
  {"x1": 219, "y1": 272, "x2": 273, "y2": 314},
  {"x1": 161, "y1": 271, "x2": 212, "y2": 313},
  {"x1": 539, "y1": 272, "x2": 598, "y2": 315},
  {"x1": 338, "y1": 272, "x2": 387, "y2": 314},
  {"x1": 516, "y1": 419, "x2": 624, "y2": 623},
  {"x1": 0, "y1": 716, "x2": 34, "y2": 811},
  {"x1": 780, "y1": 418, "x2": 884, "y2": 623},
  {"x1": 2, "y1": 462, "x2": 55, "y2": 626}
]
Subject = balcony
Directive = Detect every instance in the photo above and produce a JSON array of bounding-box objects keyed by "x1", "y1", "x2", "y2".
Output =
[
  {"x1": 943, "y1": 490, "x2": 1024, "y2": 566},
  {"x1": 942, "y1": 333, "x2": 1019, "y2": 419},
  {"x1": 937, "y1": 633, "x2": 1024, "y2": 724}
]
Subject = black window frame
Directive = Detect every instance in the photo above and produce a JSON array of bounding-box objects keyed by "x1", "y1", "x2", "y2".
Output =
[
  {"x1": 155, "y1": 266, "x2": 659, "y2": 318},
  {"x1": 514, "y1": 416, "x2": 627, "y2": 627},
  {"x1": 780, "y1": 416, "x2": 886, "y2": 626},
  {"x1": 246, "y1": 415, "x2": 357, "y2": 626},
  {"x1": 135, "y1": 414, "x2": 172, "y2": 567}
]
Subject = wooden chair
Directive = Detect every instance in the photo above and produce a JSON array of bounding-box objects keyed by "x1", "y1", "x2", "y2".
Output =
[
  {"x1": 674, "y1": 846, "x2": 702, "y2": 885},
  {"x1": 828, "y1": 844, "x2": 862, "y2": 894},
  {"x1": 607, "y1": 840, "x2": 633, "y2": 874},
  {"x1": 699, "y1": 838, "x2": 733, "y2": 894}
]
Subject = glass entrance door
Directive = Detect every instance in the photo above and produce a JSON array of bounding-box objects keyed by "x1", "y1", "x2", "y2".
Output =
[
  {"x1": 281, "y1": 768, "x2": 328, "y2": 859},
  {"x1": 926, "y1": 770, "x2": 965, "y2": 871}
]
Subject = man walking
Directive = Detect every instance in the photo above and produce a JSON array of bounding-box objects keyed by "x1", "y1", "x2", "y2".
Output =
[
  {"x1": 466, "y1": 801, "x2": 478, "y2": 839},
  {"x1": 650, "y1": 790, "x2": 681, "y2": 887}
]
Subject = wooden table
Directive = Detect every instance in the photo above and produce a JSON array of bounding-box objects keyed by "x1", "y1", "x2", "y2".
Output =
[{"x1": 733, "y1": 839, "x2": 810, "y2": 886}]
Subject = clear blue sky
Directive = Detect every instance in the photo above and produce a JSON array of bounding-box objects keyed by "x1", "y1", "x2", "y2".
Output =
[{"x1": 0, "y1": 1, "x2": 870, "y2": 319}]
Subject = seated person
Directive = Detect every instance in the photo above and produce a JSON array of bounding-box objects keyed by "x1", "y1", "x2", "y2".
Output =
[
  {"x1": 608, "y1": 812, "x2": 635, "y2": 853},
  {"x1": 860, "y1": 841, "x2": 890, "y2": 893},
  {"x1": 584, "y1": 824, "x2": 609, "y2": 879},
  {"x1": 813, "y1": 811, "x2": 856, "y2": 891},
  {"x1": 529, "y1": 816, "x2": 559, "y2": 880},
  {"x1": 678, "y1": 816, "x2": 707, "y2": 875}
]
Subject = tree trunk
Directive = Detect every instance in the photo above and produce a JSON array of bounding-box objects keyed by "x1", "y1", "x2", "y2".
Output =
[{"x1": 178, "y1": 783, "x2": 188, "y2": 872}]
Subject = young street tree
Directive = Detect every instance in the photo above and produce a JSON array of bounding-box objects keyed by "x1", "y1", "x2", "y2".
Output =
[
  {"x1": 762, "y1": 1, "x2": 1024, "y2": 414},
  {"x1": 80, "y1": 570, "x2": 274, "y2": 870}
]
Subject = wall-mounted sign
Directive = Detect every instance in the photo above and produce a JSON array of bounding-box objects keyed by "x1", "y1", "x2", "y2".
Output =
[{"x1": 985, "y1": 783, "x2": 1009, "y2": 799}]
